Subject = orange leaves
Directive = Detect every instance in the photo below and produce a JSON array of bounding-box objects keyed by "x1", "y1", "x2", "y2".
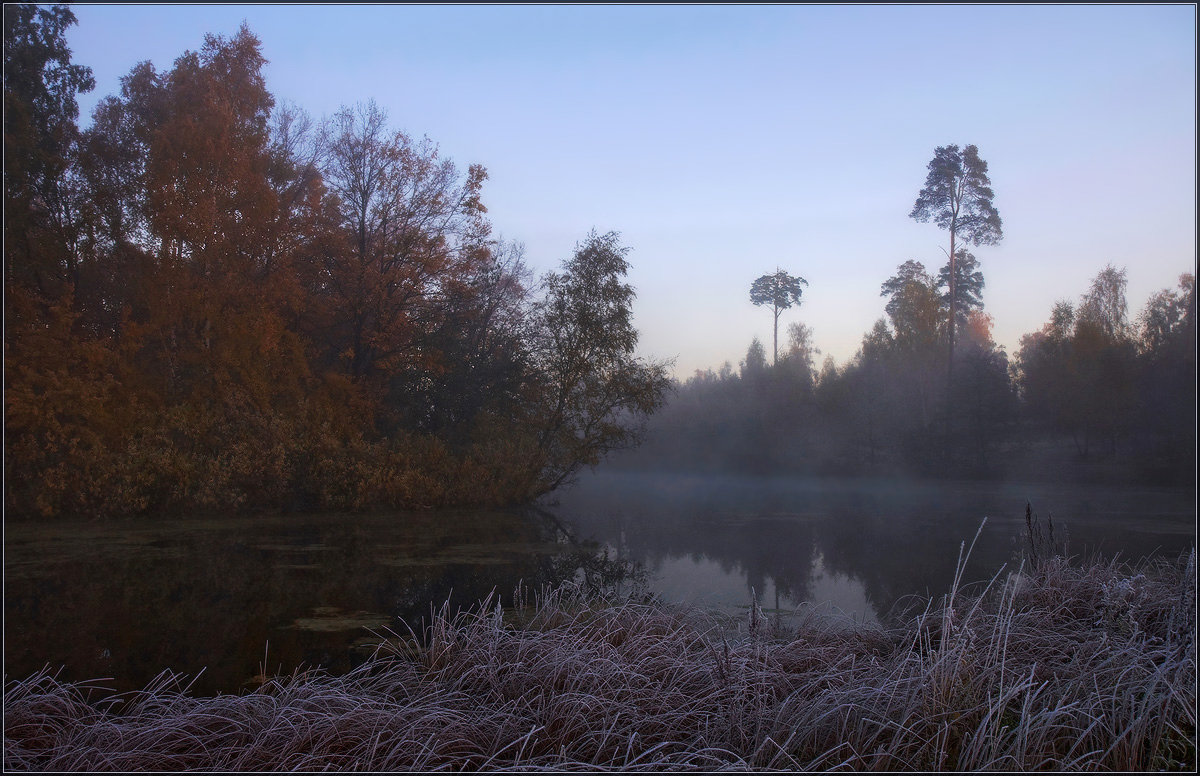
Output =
[
  {"x1": 5, "y1": 21, "x2": 659, "y2": 520},
  {"x1": 4, "y1": 288, "x2": 128, "y2": 517}
]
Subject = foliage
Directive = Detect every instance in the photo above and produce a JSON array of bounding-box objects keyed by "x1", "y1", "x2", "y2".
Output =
[
  {"x1": 621, "y1": 255, "x2": 1187, "y2": 483},
  {"x1": 1078, "y1": 264, "x2": 1131, "y2": 341},
  {"x1": 4, "y1": 14, "x2": 667, "y2": 519},
  {"x1": 937, "y1": 248, "x2": 985, "y2": 330},
  {"x1": 524, "y1": 230, "x2": 673, "y2": 497},
  {"x1": 1012, "y1": 265, "x2": 1194, "y2": 476},
  {"x1": 880, "y1": 259, "x2": 943, "y2": 349},
  {"x1": 910, "y1": 144, "x2": 1003, "y2": 247},
  {"x1": 740, "y1": 336, "x2": 767, "y2": 380},
  {"x1": 3, "y1": 4, "x2": 95, "y2": 295}
]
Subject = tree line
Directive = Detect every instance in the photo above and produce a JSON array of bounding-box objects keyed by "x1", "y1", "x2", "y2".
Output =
[
  {"x1": 622, "y1": 139, "x2": 1192, "y2": 484},
  {"x1": 4, "y1": 7, "x2": 670, "y2": 519},
  {"x1": 624, "y1": 259, "x2": 1193, "y2": 484}
]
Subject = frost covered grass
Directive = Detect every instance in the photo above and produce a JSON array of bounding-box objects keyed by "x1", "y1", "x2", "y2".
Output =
[{"x1": 4, "y1": 539, "x2": 1195, "y2": 771}]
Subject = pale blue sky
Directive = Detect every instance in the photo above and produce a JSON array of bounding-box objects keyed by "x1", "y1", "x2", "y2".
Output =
[{"x1": 66, "y1": 3, "x2": 1196, "y2": 377}]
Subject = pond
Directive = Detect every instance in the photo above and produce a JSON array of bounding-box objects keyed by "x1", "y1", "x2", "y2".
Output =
[{"x1": 5, "y1": 471, "x2": 1194, "y2": 695}]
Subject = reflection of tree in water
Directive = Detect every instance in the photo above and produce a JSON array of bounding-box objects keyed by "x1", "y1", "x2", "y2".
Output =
[
  {"x1": 553, "y1": 474, "x2": 1055, "y2": 619},
  {"x1": 556, "y1": 478, "x2": 819, "y2": 608},
  {"x1": 5, "y1": 510, "x2": 641, "y2": 696},
  {"x1": 810, "y1": 495, "x2": 970, "y2": 619}
]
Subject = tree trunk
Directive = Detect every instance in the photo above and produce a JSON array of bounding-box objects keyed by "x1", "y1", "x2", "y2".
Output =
[
  {"x1": 948, "y1": 229, "x2": 956, "y2": 384},
  {"x1": 946, "y1": 228, "x2": 957, "y2": 463},
  {"x1": 772, "y1": 304, "x2": 779, "y2": 366}
]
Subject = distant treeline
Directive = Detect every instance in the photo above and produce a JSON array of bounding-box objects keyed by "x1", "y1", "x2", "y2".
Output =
[
  {"x1": 4, "y1": 9, "x2": 669, "y2": 519},
  {"x1": 618, "y1": 262, "x2": 1195, "y2": 485}
]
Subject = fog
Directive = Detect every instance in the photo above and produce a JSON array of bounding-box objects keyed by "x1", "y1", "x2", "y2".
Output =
[{"x1": 550, "y1": 470, "x2": 1196, "y2": 623}]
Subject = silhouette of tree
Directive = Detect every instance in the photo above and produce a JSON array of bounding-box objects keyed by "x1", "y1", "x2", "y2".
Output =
[
  {"x1": 780, "y1": 321, "x2": 819, "y2": 387},
  {"x1": 937, "y1": 248, "x2": 985, "y2": 332},
  {"x1": 1017, "y1": 266, "x2": 1137, "y2": 459},
  {"x1": 527, "y1": 230, "x2": 672, "y2": 495},
  {"x1": 749, "y1": 269, "x2": 808, "y2": 365},
  {"x1": 1078, "y1": 264, "x2": 1130, "y2": 342},
  {"x1": 740, "y1": 336, "x2": 767, "y2": 380},
  {"x1": 880, "y1": 260, "x2": 942, "y2": 350},
  {"x1": 1134, "y1": 274, "x2": 1196, "y2": 476},
  {"x1": 910, "y1": 144, "x2": 1002, "y2": 378}
]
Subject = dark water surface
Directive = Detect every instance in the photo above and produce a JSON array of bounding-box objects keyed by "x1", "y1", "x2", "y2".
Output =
[
  {"x1": 5, "y1": 472, "x2": 1195, "y2": 695},
  {"x1": 552, "y1": 472, "x2": 1197, "y2": 624}
]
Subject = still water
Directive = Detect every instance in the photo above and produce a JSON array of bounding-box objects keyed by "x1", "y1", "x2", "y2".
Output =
[{"x1": 5, "y1": 471, "x2": 1194, "y2": 695}]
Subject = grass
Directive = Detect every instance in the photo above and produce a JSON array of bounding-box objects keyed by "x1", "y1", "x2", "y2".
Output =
[{"x1": 4, "y1": 525, "x2": 1195, "y2": 771}]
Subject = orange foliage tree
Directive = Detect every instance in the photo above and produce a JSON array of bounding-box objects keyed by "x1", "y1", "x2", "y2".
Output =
[{"x1": 6, "y1": 11, "x2": 668, "y2": 519}]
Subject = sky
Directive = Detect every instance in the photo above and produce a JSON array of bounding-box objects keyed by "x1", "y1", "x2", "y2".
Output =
[{"x1": 65, "y1": 4, "x2": 1196, "y2": 379}]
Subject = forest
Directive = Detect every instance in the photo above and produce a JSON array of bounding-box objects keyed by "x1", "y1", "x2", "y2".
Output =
[
  {"x1": 4, "y1": 7, "x2": 1195, "y2": 522},
  {"x1": 4, "y1": 8, "x2": 670, "y2": 519},
  {"x1": 620, "y1": 260, "x2": 1194, "y2": 484}
]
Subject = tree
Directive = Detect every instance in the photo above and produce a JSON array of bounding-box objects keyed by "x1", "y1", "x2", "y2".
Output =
[
  {"x1": 937, "y1": 248, "x2": 985, "y2": 332},
  {"x1": 876, "y1": 264, "x2": 946, "y2": 461},
  {"x1": 1138, "y1": 273, "x2": 1195, "y2": 358},
  {"x1": 1077, "y1": 264, "x2": 1130, "y2": 342},
  {"x1": 740, "y1": 336, "x2": 767, "y2": 380},
  {"x1": 780, "y1": 320, "x2": 820, "y2": 387},
  {"x1": 3, "y1": 3, "x2": 95, "y2": 297},
  {"x1": 319, "y1": 100, "x2": 490, "y2": 386},
  {"x1": 910, "y1": 144, "x2": 1002, "y2": 378},
  {"x1": 1016, "y1": 267, "x2": 1137, "y2": 458},
  {"x1": 880, "y1": 260, "x2": 942, "y2": 350},
  {"x1": 951, "y1": 310, "x2": 1015, "y2": 471},
  {"x1": 749, "y1": 268, "x2": 808, "y2": 365},
  {"x1": 1134, "y1": 274, "x2": 1196, "y2": 475},
  {"x1": 1015, "y1": 301, "x2": 1079, "y2": 445},
  {"x1": 1072, "y1": 265, "x2": 1136, "y2": 457},
  {"x1": 526, "y1": 230, "x2": 672, "y2": 496}
]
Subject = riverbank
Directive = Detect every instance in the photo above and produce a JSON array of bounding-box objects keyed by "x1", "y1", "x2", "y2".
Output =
[{"x1": 4, "y1": 548, "x2": 1195, "y2": 771}]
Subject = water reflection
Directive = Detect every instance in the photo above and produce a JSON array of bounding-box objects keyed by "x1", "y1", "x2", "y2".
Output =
[
  {"x1": 4, "y1": 509, "x2": 632, "y2": 696},
  {"x1": 5, "y1": 473, "x2": 1192, "y2": 696},
  {"x1": 550, "y1": 471, "x2": 1196, "y2": 623}
]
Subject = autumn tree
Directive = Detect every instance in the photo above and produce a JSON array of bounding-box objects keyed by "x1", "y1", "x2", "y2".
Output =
[
  {"x1": 1138, "y1": 273, "x2": 1196, "y2": 364},
  {"x1": 3, "y1": 3, "x2": 94, "y2": 298},
  {"x1": 318, "y1": 100, "x2": 491, "y2": 405},
  {"x1": 3, "y1": 4, "x2": 116, "y2": 518},
  {"x1": 395, "y1": 237, "x2": 533, "y2": 439},
  {"x1": 1014, "y1": 300, "x2": 1079, "y2": 443},
  {"x1": 6, "y1": 15, "x2": 677, "y2": 518},
  {"x1": 910, "y1": 144, "x2": 1002, "y2": 379},
  {"x1": 1016, "y1": 266, "x2": 1136, "y2": 459},
  {"x1": 750, "y1": 268, "x2": 808, "y2": 365},
  {"x1": 950, "y1": 310, "x2": 1015, "y2": 470},
  {"x1": 880, "y1": 260, "x2": 943, "y2": 350},
  {"x1": 1074, "y1": 265, "x2": 1137, "y2": 456}
]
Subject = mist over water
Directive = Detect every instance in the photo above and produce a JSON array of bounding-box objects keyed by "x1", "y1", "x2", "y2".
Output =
[
  {"x1": 4, "y1": 469, "x2": 1193, "y2": 695},
  {"x1": 549, "y1": 469, "x2": 1196, "y2": 622}
]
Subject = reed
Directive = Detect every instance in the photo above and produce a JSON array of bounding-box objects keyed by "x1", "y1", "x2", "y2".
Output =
[{"x1": 5, "y1": 543, "x2": 1195, "y2": 771}]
